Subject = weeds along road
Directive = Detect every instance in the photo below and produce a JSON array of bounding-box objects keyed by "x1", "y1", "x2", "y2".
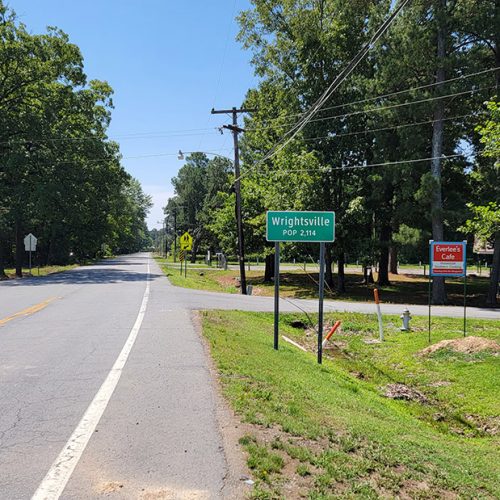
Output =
[{"x1": 0, "y1": 253, "x2": 498, "y2": 499}]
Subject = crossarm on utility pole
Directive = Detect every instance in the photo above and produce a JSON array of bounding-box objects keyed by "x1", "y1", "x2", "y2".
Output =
[{"x1": 211, "y1": 106, "x2": 255, "y2": 295}]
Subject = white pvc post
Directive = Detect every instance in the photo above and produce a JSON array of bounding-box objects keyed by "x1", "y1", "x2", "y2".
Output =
[{"x1": 374, "y1": 288, "x2": 384, "y2": 341}]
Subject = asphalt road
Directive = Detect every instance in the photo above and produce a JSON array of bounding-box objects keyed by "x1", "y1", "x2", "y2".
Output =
[
  {"x1": 0, "y1": 254, "x2": 225, "y2": 500},
  {"x1": 0, "y1": 253, "x2": 498, "y2": 500}
]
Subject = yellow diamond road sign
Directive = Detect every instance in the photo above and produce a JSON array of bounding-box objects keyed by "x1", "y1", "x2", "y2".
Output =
[{"x1": 180, "y1": 232, "x2": 193, "y2": 251}]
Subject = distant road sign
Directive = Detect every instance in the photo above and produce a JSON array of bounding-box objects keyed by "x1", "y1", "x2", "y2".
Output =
[
  {"x1": 430, "y1": 241, "x2": 466, "y2": 277},
  {"x1": 266, "y1": 211, "x2": 335, "y2": 242},
  {"x1": 179, "y1": 232, "x2": 193, "y2": 251},
  {"x1": 24, "y1": 233, "x2": 37, "y2": 252}
]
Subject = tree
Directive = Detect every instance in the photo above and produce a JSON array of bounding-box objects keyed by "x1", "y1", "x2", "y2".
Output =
[
  {"x1": 0, "y1": 2, "x2": 151, "y2": 276},
  {"x1": 165, "y1": 153, "x2": 232, "y2": 261},
  {"x1": 468, "y1": 99, "x2": 500, "y2": 305}
]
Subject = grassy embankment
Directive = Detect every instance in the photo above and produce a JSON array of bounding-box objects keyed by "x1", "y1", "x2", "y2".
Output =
[
  {"x1": 202, "y1": 310, "x2": 500, "y2": 498},
  {"x1": 156, "y1": 257, "x2": 493, "y2": 307},
  {"x1": 2, "y1": 264, "x2": 79, "y2": 279}
]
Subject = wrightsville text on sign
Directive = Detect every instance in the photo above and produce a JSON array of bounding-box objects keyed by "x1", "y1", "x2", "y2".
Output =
[{"x1": 266, "y1": 211, "x2": 335, "y2": 242}]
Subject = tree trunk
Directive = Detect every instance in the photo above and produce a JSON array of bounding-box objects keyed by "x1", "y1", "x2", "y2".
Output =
[
  {"x1": 430, "y1": 0, "x2": 447, "y2": 305},
  {"x1": 378, "y1": 225, "x2": 391, "y2": 286},
  {"x1": 337, "y1": 251, "x2": 346, "y2": 293},
  {"x1": 264, "y1": 252, "x2": 274, "y2": 282},
  {"x1": 0, "y1": 235, "x2": 6, "y2": 278},
  {"x1": 486, "y1": 231, "x2": 500, "y2": 305},
  {"x1": 15, "y1": 222, "x2": 23, "y2": 277},
  {"x1": 389, "y1": 245, "x2": 398, "y2": 274},
  {"x1": 190, "y1": 241, "x2": 198, "y2": 263},
  {"x1": 325, "y1": 244, "x2": 334, "y2": 289},
  {"x1": 487, "y1": 2, "x2": 500, "y2": 305}
]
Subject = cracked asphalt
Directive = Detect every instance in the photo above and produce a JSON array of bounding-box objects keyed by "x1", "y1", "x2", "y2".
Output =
[{"x1": 0, "y1": 253, "x2": 498, "y2": 499}]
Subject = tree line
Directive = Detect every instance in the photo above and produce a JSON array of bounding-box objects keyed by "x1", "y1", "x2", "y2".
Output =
[
  {"x1": 0, "y1": 3, "x2": 152, "y2": 278},
  {"x1": 166, "y1": 0, "x2": 499, "y2": 305}
]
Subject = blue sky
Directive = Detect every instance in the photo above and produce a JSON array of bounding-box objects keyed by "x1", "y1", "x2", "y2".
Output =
[{"x1": 10, "y1": 0, "x2": 257, "y2": 228}]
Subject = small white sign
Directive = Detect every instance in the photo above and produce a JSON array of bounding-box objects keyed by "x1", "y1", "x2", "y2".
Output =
[{"x1": 24, "y1": 233, "x2": 37, "y2": 252}]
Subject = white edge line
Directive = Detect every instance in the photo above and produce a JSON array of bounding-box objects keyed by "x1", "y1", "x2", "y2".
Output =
[{"x1": 32, "y1": 261, "x2": 151, "y2": 500}]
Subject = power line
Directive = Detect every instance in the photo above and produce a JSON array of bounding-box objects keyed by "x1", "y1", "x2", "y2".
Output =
[
  {"x1": 254, "y1": 153, "x2": 466, "y2": 176},
  {"x1": 46, "y1": 148, "x2": 234, "y2": 165},
  {"x1": 255, "y1": 0, "x2": 412, "y2": 168},
  {"x1": 233, "y1": 0, "x2": 409, "y2": 182},
  {"x1": 2, "y1": 68, "x2": 495, "y2": 148},
  {"x1": 197, "y1": 0, "x2": 239, "y2": 151},
  {"x1": 247, "y1": 66, "x2": 499, "y2": 127},
  {"x1": 0, "y1": 128, "x2": 220, "y2": 146},
  {"x1": 298, "y1": 112, "x2": 480, "y2": 143},
  {"x1": 246, "y1": 85, "x2": 495, "y2": 133}
]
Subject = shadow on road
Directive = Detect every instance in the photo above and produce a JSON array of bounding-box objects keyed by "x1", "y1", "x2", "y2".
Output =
[{"x1": 0, "y1": 255, "x2": 161, "y2": 287}]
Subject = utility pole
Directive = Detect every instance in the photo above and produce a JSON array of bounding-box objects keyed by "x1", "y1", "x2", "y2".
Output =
[
  {"x1": 211, "y1": 106, "x2": 254, "y2": 295},
  {"x1": 172, "y1": 209, "x2": 178, "y2": 263}
]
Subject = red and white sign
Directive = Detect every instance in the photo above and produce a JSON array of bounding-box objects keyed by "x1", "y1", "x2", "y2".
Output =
[{"x1": 431, "y1": 242, "x2": 466, "y2": 276}]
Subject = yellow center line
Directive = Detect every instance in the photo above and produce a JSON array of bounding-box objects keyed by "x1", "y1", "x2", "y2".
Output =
[{"x1": 0, "y1": 297, "x2": 58, "y2": 327}]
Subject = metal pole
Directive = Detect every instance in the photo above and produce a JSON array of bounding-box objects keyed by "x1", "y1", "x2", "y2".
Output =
[
  {"x1": 185, "y1": 253, "x2": 187, "y2": 278},
  {"x1": 463, "y1": 240, "x2": 467, "y2": 337},
  {"x1": 463, "y1": 276, "x2": 467, "y2": 337},
  {"x1": 318, "y1": 242, "x2": 326, "y2": 364},
  {"x1": 428, "y1": 275, "x2": 432, "y2": 343},
  {"x1": 274, "y1": 242, "x2": 280, "y2": 350},
  {"x1": 428, "y1": 240, "x2": 433, "y2": 343},
  {"x1": 173, "y1": 211, "x2": 177, "y2": 263},
  {"x1": 29, "y1": 248, "x2": 32, "y2": 275}
]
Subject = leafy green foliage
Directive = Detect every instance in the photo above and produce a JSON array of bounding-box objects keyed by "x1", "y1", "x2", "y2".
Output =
[
  {"x1": 0, "y1": 2, "x2": 151, "y2": 275},
  {"x1": 460, "y1": 202, "x2": 500, "y2": 244}
]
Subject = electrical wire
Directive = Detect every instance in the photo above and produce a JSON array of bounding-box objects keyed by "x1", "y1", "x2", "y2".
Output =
[
  {"x1": 245, "y1": 85, "x2": 494, "y2": 133},
  {"x1": 299, "y1": 112, "x2": 480, "y2": 143},
  {"x1": 46, "y1": 148, "x2": 234, "y2": 165},
  {"x1": 252, "y1": 0, "x2": 412, "y2": 170},
  {"x1": 251, "y1": 153, "x2": 466, "y2": 176},
  {"x1": 247, "y1": 66, "x2": 499, "y2": 127}
]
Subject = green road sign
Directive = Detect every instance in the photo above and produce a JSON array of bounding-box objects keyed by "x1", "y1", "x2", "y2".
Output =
[{"x1": 266, "y1": 211, "x2": 335, "y2": 242}]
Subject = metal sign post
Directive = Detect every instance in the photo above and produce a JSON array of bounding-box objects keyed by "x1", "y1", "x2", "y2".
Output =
[
  {"x1": 266, "y1": 211, "x2": 335, "y2": 363},
  {"x1": 179, "y1": 232, "x2": 193, "y2": 279},
  {"x1": 274, "y1": 242, "x2": 280, "y2": 350},
  {"x1": 317, "y1": 242, "x2": 326, "y2": 364},
  {"x1": 24, "y1": 233, "x2": 37, "y2": 276}
]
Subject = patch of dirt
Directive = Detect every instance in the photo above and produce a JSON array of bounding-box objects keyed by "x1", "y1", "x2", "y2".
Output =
[
  {"x1": 464, "y1": 415, "x2": 500, "y2": 436},
  {"x1": 419, "y1": 336, "x2": 500, "y2": 357},
  {"x1": 383, "y1": 383, "x2": 428, "y2": 403},
  {"x1": 98, "y1": 481, "x2": 124, "y2": 493},
  {"x1": 249, "y1": 286, "x2": 265, "y2": 296},
  {"x1": 215, "y1": 276, "x2": 237, "y2": 289},
  {"x1": 428, "y1": 380, "x2": 452, "y2": 387}
]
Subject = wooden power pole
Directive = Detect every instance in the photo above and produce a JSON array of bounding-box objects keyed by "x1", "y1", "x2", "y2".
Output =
[{"x1": 211, "y1": 106, "x2": 253, "y2": 295}]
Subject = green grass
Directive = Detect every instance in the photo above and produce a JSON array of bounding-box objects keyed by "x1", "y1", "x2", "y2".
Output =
[
  {"x1": 156, "y1": 256, "x2": 493, "y2": 307},
  {"x1": 201, "y1": 310, "x2": 500, "y2": 498},
  {"x1": 156, "y1": 257, "x2": 247, "y2": 293},
  {"x1": 2, "y1": 263, "x2": 79, "y2": 278}
]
